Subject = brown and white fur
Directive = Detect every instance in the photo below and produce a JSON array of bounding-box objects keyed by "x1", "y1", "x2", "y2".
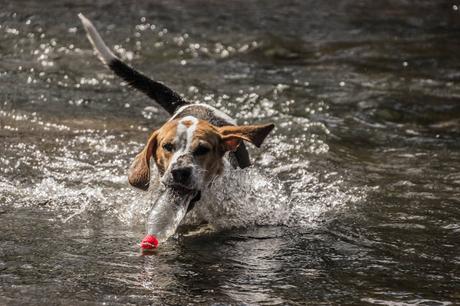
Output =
[{"x1": 79, "y1": 14, "x2": 274, "y2": 219}]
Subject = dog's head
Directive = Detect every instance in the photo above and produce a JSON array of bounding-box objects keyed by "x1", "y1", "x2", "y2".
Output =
[{"x1": 128, "y1": 116, "x2": 274, "y2": 196}]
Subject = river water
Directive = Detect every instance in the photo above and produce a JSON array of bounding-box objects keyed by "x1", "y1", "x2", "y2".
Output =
[{"x1": 1, "y1": 1, "x2": 459, "y2": 305}]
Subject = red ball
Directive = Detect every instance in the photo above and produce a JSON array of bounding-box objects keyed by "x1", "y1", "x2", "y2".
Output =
[{"x1": 140, "y1": 234, "x2": 159, "y2": 249}]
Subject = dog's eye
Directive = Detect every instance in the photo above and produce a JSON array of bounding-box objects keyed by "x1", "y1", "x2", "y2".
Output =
[
  {"x1": 193, "y1": 145, "x2": 210, "y2": 156},
  {"x1": 162, "y1": 143, "x2": 174, "y2": 152}
]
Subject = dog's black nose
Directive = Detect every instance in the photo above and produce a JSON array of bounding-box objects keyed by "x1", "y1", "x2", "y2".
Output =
[{"x1": 171, "y1": 167, "x2": 192, "y2": 184}]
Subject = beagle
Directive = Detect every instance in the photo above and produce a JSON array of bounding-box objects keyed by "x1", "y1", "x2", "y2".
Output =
[{"x1": 79, "y1": 14, "x2": 274, "y2": 235}]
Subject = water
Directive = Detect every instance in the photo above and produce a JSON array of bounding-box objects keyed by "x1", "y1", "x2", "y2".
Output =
[{"x1": 1, "y1": 0, "x2": 460, "y2": 304}]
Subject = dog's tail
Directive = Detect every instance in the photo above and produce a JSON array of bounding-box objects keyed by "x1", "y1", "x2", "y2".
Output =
[{"x1": 78, "y1": 13, "x2": 188, "y2": 115}]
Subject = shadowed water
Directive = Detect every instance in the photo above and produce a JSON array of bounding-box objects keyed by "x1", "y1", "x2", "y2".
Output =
[{"x1": 1, "y1": 1, "x2": 460, "y2": 305}]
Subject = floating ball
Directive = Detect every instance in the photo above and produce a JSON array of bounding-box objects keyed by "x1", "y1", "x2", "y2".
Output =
[{"x1": 140, "y1": 235, "x2": 159, "y2": 249}]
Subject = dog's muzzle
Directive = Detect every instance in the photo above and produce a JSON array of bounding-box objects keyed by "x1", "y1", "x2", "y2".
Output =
[
  {"x1": 162, "y1": 165, "x2": 197, "y2": 196},
  {"x1": 171, "y1": 166, "x2": 192, "y2": 186}
]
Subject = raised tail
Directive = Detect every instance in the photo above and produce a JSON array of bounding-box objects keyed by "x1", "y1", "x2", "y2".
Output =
[{"x1": 78, "y1": 13, "x2": 188, "y2": 115}]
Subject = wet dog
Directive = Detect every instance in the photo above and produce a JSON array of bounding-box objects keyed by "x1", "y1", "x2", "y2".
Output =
[{"x1": 79, "y1": 14, "x2": 274, "y2": 238}]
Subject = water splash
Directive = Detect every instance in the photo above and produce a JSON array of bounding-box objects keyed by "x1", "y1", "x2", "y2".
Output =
[
  {"x1": 183, "y1": 162, "x2": 366, "y2": 229},
  {"x1": 0, "y1": 110, "x2": 366, "y2": 230}
]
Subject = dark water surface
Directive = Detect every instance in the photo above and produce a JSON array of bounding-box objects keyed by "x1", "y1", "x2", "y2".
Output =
[{"x1": 1, "y1": 1, "x2": 460, "y2": 305}]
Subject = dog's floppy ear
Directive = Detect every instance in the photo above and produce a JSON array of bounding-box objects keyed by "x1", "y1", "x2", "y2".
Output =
[
  {"x1": 128, "y1": 130, "x2": 159, "y2": 190},
  {"x1": 218, "y1": 123, "x2": 274, "y2": 152}
]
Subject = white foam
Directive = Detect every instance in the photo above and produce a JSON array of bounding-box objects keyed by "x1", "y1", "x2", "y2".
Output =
[
  {"x1": 181, "y1": 164, "x2": 366, "y2": 229},
  {"x1": 1, "y1": 148, "x2": 366, "y2": 229}
]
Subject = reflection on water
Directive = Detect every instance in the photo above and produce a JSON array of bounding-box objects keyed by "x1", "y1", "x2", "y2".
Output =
[{"x1": 1, "y1": 0, "x2": 460, "y2": 305}]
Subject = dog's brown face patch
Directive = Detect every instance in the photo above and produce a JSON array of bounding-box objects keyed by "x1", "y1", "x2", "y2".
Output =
[
  {"x1": 188, "y1": 121, "x2": 227, "y2": 180},
  {"x1": 153, "y1": 120, "x2": 179, "y2": 175}
]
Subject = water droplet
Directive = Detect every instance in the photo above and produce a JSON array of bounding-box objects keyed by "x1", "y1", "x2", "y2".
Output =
[
  {"x1": 188, "y1": 86, "x2": 199, "y2": 94},
  {"x1": 220, "y1": 49, "x2": 230, "y2": 58}
]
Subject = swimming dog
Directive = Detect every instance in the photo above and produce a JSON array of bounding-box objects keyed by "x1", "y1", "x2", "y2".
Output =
[{"x1": 78, "y1": 14, "x2": 274, "y2": 245}]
